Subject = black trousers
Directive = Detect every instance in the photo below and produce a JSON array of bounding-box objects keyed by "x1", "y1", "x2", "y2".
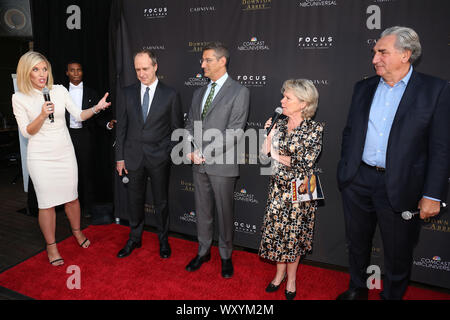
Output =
[
  {"x1": 126, "y1": 159, "x2": 170, "y2": 244},
  {"x1": 69, "y1": 127, "x2": 94, "y2": 212},
  {"x1": 341, "y1": 163, "x2": 421, "y2": 300}
]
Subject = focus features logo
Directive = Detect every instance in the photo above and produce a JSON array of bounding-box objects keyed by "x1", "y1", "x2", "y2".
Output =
[
  {"x1": 234, "y1": 220, "x2": 257, "y2": 234},
  {"x1": 236, "y1": 75, "x2": 267, "y2": 87},
  {"x1": 144, "y1": 7, "x2": 168, "y2": 19},
  {"x1": 298, "y1": 36, "x2": 333, "y2": 49},
  {"x1": 242, "y1": 0, "x2": 272, "y2": 11},
  {"x1": 238, "y1": 37, "x2": 270, "y2": 51},
  {"x1": 298, "y1": 0, "x2": 337, "y2": 7}
]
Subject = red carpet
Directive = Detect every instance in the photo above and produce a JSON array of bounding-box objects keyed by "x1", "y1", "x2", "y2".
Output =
[{"x1": 0, "y1": 224, "x2": 448, "y2": 300}]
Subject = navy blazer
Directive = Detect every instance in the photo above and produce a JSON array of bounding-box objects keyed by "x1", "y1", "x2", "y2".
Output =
[
  {"x1": 115, "y1": 81, "x2": 183, "y2": 170},
  {"x1": 337, "y1": 70, "x2": 450, "y2": 212}
]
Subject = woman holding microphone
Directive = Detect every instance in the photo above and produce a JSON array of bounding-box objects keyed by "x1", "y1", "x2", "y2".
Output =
[{"x1": 12, "y1": 51, "x2": 110, "y2": 266}]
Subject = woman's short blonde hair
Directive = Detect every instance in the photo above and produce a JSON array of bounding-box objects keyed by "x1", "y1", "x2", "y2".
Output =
[
  {"x1": 16, "y1": 51, "x2": 53, "y2": 95},
  {"x1": 281, "y1": 79, "x2": 319, "y2": 119}
]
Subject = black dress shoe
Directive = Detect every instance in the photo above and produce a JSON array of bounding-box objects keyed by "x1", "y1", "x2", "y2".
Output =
[
  {"x1": 159, "y1": 242, "x2": 171, "y2": 259},
  {"x1": 336, "y1": 288, "x2": 369, "y2": 300},
  {"x1": 265, "y1": 274, "x2": 287, "y2": 293},
  {"x1": 221, "y1": 258, "x2": 234, "y2": 278},
  {"x1": 285, "y1": 289, "x2": 296, "y2": 300},
  {"x1": 185, "y1": 253, "x2": 211, "y2": 272},
  {"x1": 117, "y1": 240, "x2": 142, "y2": 258}
]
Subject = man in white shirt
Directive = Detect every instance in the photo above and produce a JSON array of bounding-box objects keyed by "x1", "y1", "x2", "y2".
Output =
[{"x1": 66, "y1": 61, "x2": 115, "y2": 217}]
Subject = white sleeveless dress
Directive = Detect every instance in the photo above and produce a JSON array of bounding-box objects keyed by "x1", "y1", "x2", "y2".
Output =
[{"x1": 12, "y1": 85, "x2": 83, "y2": 209}]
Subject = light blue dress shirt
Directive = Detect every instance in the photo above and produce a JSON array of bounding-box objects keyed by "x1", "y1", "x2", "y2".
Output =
[
  {"x1": 201, "y1": 73, "x2": 228, "y2": 113},
  {"x1": 362, "y1": 67, "x2": 413, "y2": 168},
  {"x1": 362, "y1": 67, "x2": 439, "y2": 202}
]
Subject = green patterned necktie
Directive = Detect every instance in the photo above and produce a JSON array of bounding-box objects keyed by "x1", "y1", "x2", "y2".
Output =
[{"x1": 201, "y1": 82, "x2": 217, "y2": 120}]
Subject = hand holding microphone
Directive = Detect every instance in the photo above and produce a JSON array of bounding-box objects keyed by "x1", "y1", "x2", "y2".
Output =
[
  {"x1": 42, "y1": 87, "x2": 54, "y2": 123},
  {"x1": 401, "y1": 202, "x2": 447, "y2": 220},
  {"x1": 187, "y1": 134, "x2": 205, "y2": 164}
]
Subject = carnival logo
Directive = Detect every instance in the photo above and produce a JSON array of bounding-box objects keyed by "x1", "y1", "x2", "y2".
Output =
[
  {"x1": 236, "y1": 74, "x2": 267, "y2": 87},
  {"x1": 311, "y1": 79, "x2": 330, "y2": 86},
  {"x1": 413, "y1": 256, "x2": 450, "y2": 272},
  {"x1": 298, "y1": 35, "x2": 334, "y2": 49},
  {"x1": 242, "y1": 0, "x2": 271, "y2": 11},
  {"x1": 298, "y1": 0, "x2": 337, "y2": 8},
  {"x1": 237, "y1": 37, "x2": 270, "y2": 51},
  {"x1": 180, "y1": 210, "x2": 197, "y2": 224},
  {"x1": 190, "y1": 6, "x2": 216, "y2": 13},
  {"x1": 142, "y1": 45, "x2": 166, "y2": 51},
  {"x1": 184, "y1": 73, "x2": 210, "y2": 87},
  {"x1": 234, "y1": 220, "x2": 257, "y2": 234},
  {"x1": 143, "y1": 7, "x2": 168, "y2": 19},
  {"x1": 188, "y1": 41, "x2": 213, "y2": 53}
]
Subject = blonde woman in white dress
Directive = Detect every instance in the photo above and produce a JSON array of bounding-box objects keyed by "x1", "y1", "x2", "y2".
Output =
[{"x1": 12, "y1": 51, "x2": 111, "y2": 266}]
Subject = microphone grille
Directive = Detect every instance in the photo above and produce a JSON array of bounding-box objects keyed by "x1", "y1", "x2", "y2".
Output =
[
  {"x1": 401, "y1": 211, "x2": 412, "y2": 220},
  {"x1": 275, "y1": 107, "x2": 283, "y2": 114},
  {"x1": 42, "y1": 87, "x2": 49, "y2": 94}
]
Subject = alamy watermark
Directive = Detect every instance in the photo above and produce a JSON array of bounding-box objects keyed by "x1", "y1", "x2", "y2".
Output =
[{"x1": 170, "y1": 121, "x2": 279, "y2": 176}]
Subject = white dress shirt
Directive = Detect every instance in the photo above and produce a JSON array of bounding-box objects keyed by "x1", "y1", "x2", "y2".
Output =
[
  {"x1": 68, "y1": 82, "x2": 83, "y2": 128},
  {"x1": 201, "y1": 73, "x2": 228, "y2": 113}
]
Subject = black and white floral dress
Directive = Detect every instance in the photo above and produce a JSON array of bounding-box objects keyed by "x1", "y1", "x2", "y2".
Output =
[{"x1": 259, "y1": 118, "x2": 324, "y2": 263}]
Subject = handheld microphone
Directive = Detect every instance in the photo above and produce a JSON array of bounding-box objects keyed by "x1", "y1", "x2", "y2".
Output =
[
  {"x1": 42, "y1": 87, "x2": 54, "y2": 123},
  {"x1": 401, "y1": 202, "x2": 447, "y2": 220},
  {"x1": 266, "y1": 107, "x2": 283, "y2": 135},
  {"x1": 187, "y1": 134, "x2": 204, "y2": 158}
]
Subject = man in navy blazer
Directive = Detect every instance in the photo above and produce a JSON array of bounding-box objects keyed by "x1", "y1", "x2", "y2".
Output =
[
  {"x1": 337, "y1": 26, "x2": 449, "y2": 300},
  {"x1": 115, "y1": 50, "x2": 183, "y2": 259}
]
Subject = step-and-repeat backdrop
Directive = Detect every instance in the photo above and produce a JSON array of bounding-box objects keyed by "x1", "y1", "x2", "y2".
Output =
[{"x1": 108, "y1": 0, "x2": 449, "y2": 288}]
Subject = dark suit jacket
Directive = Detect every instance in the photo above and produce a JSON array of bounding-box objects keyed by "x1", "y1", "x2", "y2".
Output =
[
  {"x1": 115, "y1": 81, "x2": 183, "y2": 170},
  {"x1": 337, "y1": 70, "x2": 450, "y2": 212}
]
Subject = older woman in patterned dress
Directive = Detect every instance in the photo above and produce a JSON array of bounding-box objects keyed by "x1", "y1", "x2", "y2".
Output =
[{"x1": 259, "y1": 79, "x2": 324, "y2": 300}]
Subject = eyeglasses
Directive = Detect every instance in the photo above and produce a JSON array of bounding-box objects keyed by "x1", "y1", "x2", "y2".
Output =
[{"x1": 199, "y1": 58, "x2": 216, "y2": 64}]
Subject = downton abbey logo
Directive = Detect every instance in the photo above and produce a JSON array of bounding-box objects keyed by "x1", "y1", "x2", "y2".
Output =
[
  {"x1": 242, "y1": 0, "x2": 271, "y2": 11},
  {"x1": 188, "y1": 41, "x2": 213, "y2": 53},
  {"x1": 143, "y1": 7, "x2": 168, "y2": 19}
]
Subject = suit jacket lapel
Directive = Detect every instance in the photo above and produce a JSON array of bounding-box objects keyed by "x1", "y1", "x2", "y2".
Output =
[
  {"x1": 203, "y1": 77, "x2": 232, "y2": 119},
  {"x1": 391, "y1": 71, "x2": 421, "y2": 126},
  {"x1": 135, "y1": 83, "x2": 144, "y2": 125}
]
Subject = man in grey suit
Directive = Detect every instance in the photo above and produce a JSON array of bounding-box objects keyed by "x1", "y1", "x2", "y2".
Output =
[{"x1": 184, "y1": 43, "x2": 250, "y2": 278}]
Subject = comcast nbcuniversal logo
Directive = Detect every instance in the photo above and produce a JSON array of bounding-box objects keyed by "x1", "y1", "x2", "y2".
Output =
[{"x1": 238, "y1": 37, "x2": 270, "y2": 51}]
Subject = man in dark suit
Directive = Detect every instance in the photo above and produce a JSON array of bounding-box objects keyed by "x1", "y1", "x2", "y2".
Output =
[
  {"x1": 184, "y1": 43, "x2": 250, "y2": 278},
  {"x1": 115, "y1": 50, "x2": 183, "y2": 259},
  {"x1": 337, "y1": 26, "x2": 449, "y2": 300},
  {"x1": 65, "y1": 61, "x2": 116, "y2": 217}
]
